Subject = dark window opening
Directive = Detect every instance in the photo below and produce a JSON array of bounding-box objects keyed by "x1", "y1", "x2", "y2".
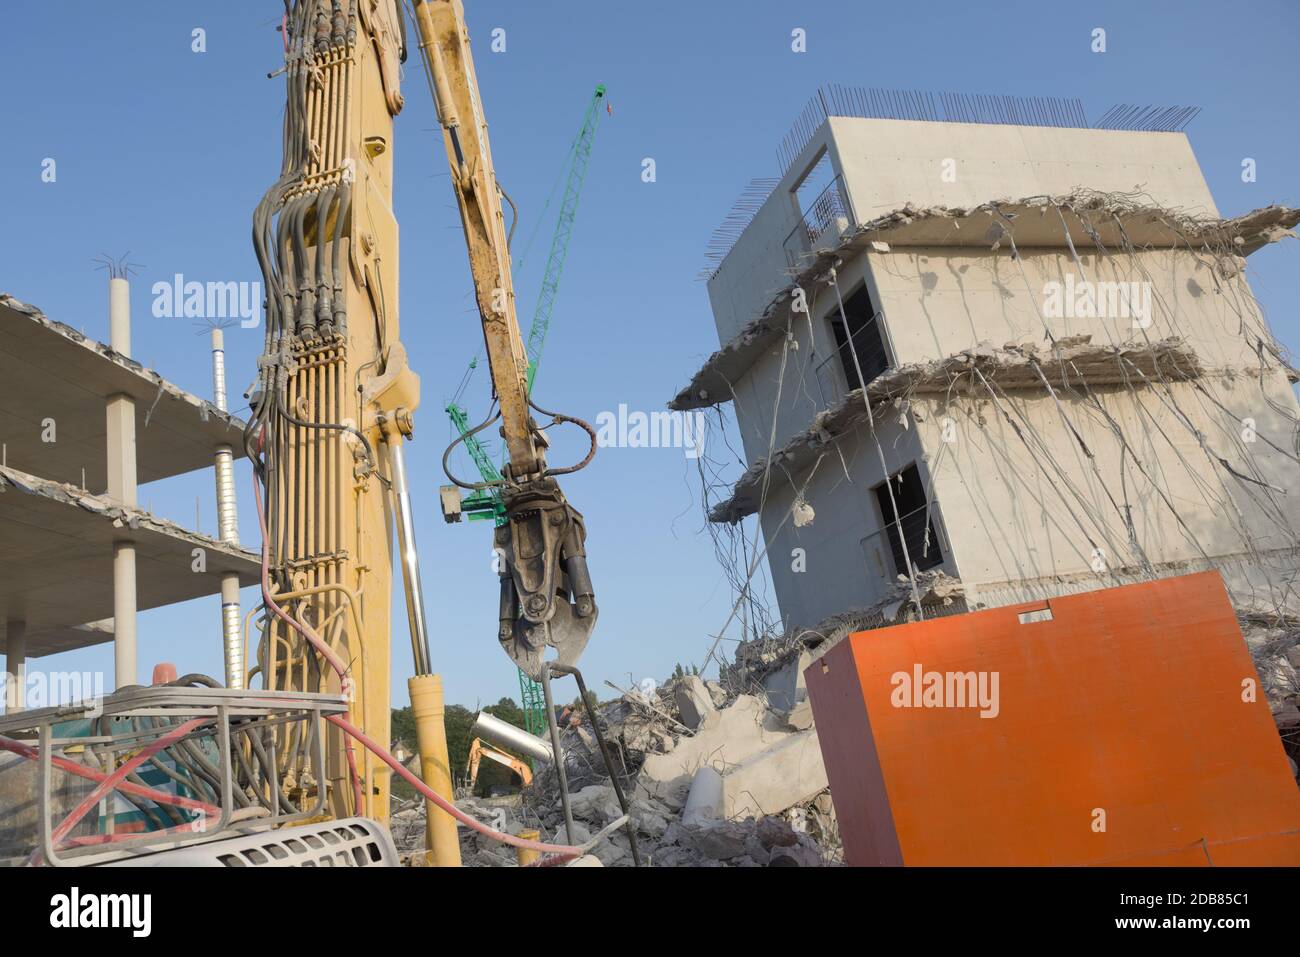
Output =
[
  {"x1": 829, "y1": 283, "x2": 888, "y2": 391},
  {"x1": 873, "y1": 464, "x2": 943, "y2": 576}
]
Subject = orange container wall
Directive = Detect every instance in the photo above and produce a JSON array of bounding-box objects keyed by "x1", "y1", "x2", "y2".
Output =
[{"x1": 805, "y1": 572, "x2": 1300, "y2": 866}]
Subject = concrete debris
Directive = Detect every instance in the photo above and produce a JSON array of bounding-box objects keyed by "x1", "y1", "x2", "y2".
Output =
[
  {"x1": 1237, "y1": 614, "x2": 1300, "y2": 723},
  {"x1": 708, "y1": 336, "x2": 1201, "y2": 523},
  {"x1": 391, "y1": 666, "x2": 850, "y2": 867},
  {"x1": 721, "y1": 573, "x2": 966, "y2": 699},
  {"x1": 682, "y1": 766, "x2": 724, "y2": 826},
  {"x1": 673, "y1": 674, "x2": 716, "y2": 730},
  {"x1": 668, "y1": 195, "x2": 1299, "y2": 412}
]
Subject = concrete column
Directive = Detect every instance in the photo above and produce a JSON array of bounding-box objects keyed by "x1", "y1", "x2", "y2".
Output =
[
  {"x1": 4, "y1": 620, "x2": 26, "y2": 713},
  {"x1": 107, "y1": 278, "x2": 138, "y2": 689},
  {"x1": 113, "y1": 542, "x2": 137, "y2": 688},
  {"x1": 105, "y1": 396, "x2": 138, "y2": 506}
]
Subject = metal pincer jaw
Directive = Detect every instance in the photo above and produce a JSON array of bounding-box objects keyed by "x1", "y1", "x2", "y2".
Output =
[{"x1": 494, "y1": 482, "x2": 597, "y2": 681}]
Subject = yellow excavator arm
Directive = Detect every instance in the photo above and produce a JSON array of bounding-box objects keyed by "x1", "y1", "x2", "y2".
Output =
[{"x1": 410, "y1": 0, "x2": 599, "y2": 680}]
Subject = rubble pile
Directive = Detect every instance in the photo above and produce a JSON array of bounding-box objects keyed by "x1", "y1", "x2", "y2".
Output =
[
  {"x1": 389, "y1": 667, "x2": 844, "y2": 867},
  {"x1": 723, "y1": 572, "x2": 966, "y2": 701},
  {"x1": 511, "y1": 679, "x2": 840, "y2": 867}
]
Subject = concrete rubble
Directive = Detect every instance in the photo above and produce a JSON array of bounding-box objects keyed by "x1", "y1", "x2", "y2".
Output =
[{"x1": 389, "y1": 660, "x2": 847, "y2": 867}]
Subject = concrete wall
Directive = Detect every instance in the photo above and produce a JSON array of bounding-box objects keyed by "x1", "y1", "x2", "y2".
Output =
[
  {"x1": 869, "y1": 244, "x2": 1269, "y2": 370},
  {"x1": 913, "y1": 369, "x2": 1300, "y2": 612},
  {"x1": 727, "y1": 252, "x2": 883, "y2": 469},
  {"x1": 756, "y1": 415, "x2": 949, "y2": 630},
  {"x1": 829, "y1": 116, "x2": 1219, "y2": 220}
]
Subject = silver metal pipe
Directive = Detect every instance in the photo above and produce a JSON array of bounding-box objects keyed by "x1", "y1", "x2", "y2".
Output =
[
  {"x1": 214, "y1": 449, "x2": 239, "y2": 544},
  {"x1": 211, "y1": 327, "x2": 228, "y2": 409},
  {"x1": 387, "y1": 434, "x2": 433, "y2": 675},
  {"x1": 220, "y1": 575, "x2": 243, "y2": 691},
  {"x1": 471, "y1": 709, "x2": 553, "y2": 763},
  {"x1": 211, "y1": 327, "x2": 244, "y2": 689}
]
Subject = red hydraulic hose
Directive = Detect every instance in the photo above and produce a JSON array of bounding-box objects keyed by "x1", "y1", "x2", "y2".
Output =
[
  {"x1": 326, "y1": 714, "x2": 582, "y2": 861},
  {"x1": 32, "y1": 717, "x2": 213, "y2": 864},
  {"x1": 0, "y1": 734, "x2": 219, "y2": 818}
]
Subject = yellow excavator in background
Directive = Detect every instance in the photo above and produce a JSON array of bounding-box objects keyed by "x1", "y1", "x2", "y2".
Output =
[{"x1": 466, "y1": 738, "x2": 534, "y2": 794}]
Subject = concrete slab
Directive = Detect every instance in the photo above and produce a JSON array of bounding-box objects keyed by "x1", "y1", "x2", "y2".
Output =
[
  {"x1": 18, "y1": 621, "x2": 115, "y2": 659},
  {"x1": 723, "y1": 729, "x2": 827, "y2": 820},
  {"x1": 672, "y1": 200, "x2": 1298, "y2": 412},
  {"x1": 638, "y1": 695, "x2": 794, "y2": 808},
  {"x1": 0, "y1": 466, "x2": 259, "y2": 656},
  {"x1": 0, "y1": 295, "x2": 246, "y2": 489}
]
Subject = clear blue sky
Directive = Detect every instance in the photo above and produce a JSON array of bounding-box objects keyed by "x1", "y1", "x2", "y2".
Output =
[{"x1": 2, "y1": 1, "x2": 1297, "y2": 709}]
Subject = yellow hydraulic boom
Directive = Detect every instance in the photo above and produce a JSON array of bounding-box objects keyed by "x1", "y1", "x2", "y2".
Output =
[
  {"x1": 411, "y1": 0, "x2": 600, "y2": 681},
  {"x1": 246, "y1": 0, "x2": 462, "y2": 865}
]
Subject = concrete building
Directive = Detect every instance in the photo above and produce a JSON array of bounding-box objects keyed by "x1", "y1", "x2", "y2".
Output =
[
  {"x1": 0, "y1": 288, "x2": 259, "y2": 710},
  {"x1": 677, "y1": 87, "x2": 1300, "y2": 633}
]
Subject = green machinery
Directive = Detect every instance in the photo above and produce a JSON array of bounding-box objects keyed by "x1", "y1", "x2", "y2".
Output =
[{"x1": 445, "y1": 84, "x2": 606, "y2": 738}]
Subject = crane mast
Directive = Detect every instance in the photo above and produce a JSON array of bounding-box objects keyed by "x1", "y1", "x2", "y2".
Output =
[{"x1": 412, "y1": 0, "x2": 599, "y2": 681}]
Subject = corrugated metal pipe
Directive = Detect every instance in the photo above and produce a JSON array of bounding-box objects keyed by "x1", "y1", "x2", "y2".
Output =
[{"x1": 211, "y1": 327, "x2": 244, "y2": 689}]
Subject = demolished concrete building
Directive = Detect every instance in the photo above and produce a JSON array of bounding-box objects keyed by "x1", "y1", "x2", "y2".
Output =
[{"x1": 679, "y1": 86, "x2": 1300, "y2": 642}]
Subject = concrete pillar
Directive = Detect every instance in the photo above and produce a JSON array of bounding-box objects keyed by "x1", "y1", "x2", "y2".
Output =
[
  {"x1": 105, "y1": 396, "x2": 138, "y2": 506},
  {"x1": 107, "y1": 277, "x2": 137, "y2": 689},
  {"x1": 4, "y1": 620, "x2": 26, "y2": 713},
  {"x1": 113, "y1": 542, "x2": 137, "y2": 689}
]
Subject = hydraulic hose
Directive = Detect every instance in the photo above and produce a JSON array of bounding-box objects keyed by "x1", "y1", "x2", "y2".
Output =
[{"x1": 325, "y1": 714, "x2": 583, "y2": 862}]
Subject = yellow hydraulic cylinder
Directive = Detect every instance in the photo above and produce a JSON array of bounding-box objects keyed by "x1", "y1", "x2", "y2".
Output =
[
  {"x1": 515, "y1": 828, "x2": 541, "y2": 867},
  {"x1": 408, "y1": 673, "x2": 462, "y2": 867}
]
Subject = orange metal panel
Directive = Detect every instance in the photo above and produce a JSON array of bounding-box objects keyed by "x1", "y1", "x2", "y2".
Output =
[{"x1": 805, "y1": 572, "x2": 1300, "y2": 866}]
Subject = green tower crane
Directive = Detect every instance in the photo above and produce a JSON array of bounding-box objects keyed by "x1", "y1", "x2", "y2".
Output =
[{"x1": 444, "y1": 84, "x2": 607, "y2": 738}]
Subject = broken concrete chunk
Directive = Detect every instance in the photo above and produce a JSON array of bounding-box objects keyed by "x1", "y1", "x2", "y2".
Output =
[
  {"x1": 673, "y1": 674, "x2": 716, "y2": 730},
  {"x1": 723, "y1": 728, "x2": 829, "y2": 820},
  {"x1": 638, "y1": 695, "x2": 791, "y2": 808},
  {"x1": 690, "y1": 820, "x2": 750, "y2": 861},
  {"x1": 682, "y1": 766, "x2": 724, "y2": 826},
  {"x1": 756, "y1": 815, "x2": 799, "y2": 851},
  {"x1": 568, "y1": 784, "x2": 621, "y2": 824},
  {"x1": 705, "y1": 679, "x2": 728, "y2": 708},
  {"x1": 783, "y1": 698, "x2": 815, "y2": 732}
]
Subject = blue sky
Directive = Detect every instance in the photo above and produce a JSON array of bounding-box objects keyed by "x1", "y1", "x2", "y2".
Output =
[{"x1": 2, "y1": 0, "x2": 1298, "y2": 709}]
